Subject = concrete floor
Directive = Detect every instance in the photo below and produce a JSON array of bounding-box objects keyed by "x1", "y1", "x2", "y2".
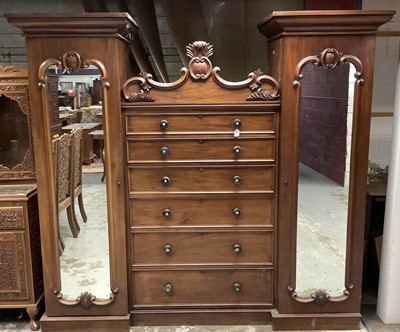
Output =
[{"x1": 2, "y1": 169, "x2": 400, "y2": 331}]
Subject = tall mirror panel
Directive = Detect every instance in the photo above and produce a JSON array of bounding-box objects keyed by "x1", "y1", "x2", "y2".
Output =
[
  {"x1": 43, "y1": 60, "x2": 110, "y2": 302},
  {"x1": 295, "y1": 56, "x2": 358, "y2": 299}
]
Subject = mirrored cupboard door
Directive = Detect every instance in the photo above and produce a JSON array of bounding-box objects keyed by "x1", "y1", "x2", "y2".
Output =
[
  {"x1": 258, "y1": 10, "x2": 394, "y2": 330},
  {"x1": 6, "y1": 13, "x2": 138, "y2": 332}
]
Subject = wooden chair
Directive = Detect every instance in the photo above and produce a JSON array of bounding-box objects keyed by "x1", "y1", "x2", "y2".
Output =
[
  {"x1": 52, "y1": 133, "x2": 80, "y2": 254},
  {"x1": 70, "y1": 128, "x2": 87, "y2": 223}
]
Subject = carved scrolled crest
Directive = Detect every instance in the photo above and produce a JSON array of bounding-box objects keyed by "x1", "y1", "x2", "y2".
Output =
[
  {"x1": 55, "y1": 287, "x2": 119, "y2": 309},
  {"x1": 38, "y1": 51, "x2": 110, "y2": 90},
  {"x1": 287, "y1": 284, "x2": 353, "y2": 304},
  {"x1": 122, "y1": 41, "x2": 280, "y2": 102},
  {"x1": 293, "y1": 47, "x2": 364, "y2": 88}
]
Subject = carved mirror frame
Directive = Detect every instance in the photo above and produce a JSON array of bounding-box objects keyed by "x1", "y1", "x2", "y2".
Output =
[
  {"x1": 0, "y1": 65, "x2": 35, "y2": 181},
  {"x1": 37, "y1": 50, "x2": 119, "y2": 312},
  {"x1": 287, "y1": 47, "x2": 364, "y2": 305}
]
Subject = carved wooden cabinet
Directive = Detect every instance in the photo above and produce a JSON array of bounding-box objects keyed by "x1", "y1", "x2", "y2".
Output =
[
  {"x1": 123, "y1": 41, "x2": 280, "y2": 325},
  {"x1": 0, "y1": 65, "x2": 42, "y2": 331},
  {"x1": 7, "y1": 10, "x2": 395, "y2": 332},
  {"x1": 0, "y1": 184, "x2": 42, "y2": 330}
]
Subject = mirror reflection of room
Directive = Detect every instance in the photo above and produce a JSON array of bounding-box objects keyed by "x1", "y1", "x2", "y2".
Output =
[
  {"x1": 296, "y1": 62, "x2": 355, "y2": 297},
  {"x1": 46, "y1": 65, "x2": 110, "y2": 300}
]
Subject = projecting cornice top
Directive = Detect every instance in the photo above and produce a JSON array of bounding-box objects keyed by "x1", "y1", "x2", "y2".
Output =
[
  {"x1": 258, "y1": 10, "x2": 395, "y2": 41},
  {"x1": 5, "y1": 12, "x2": 138, "y2": 43}
]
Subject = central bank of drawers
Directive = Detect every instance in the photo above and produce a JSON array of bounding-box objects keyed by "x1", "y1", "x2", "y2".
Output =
[{"x1": 125, "y1": 109, "x2": 277, "y2": 310}]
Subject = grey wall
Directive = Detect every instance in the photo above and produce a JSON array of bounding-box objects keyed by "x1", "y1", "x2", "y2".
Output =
[{"x1": 0, "y1": 0, "x2": 303, "y2": 81}]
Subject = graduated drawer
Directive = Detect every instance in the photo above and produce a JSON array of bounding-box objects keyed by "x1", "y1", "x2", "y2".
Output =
[
  {"x1": 127, "y1": 137, "x2": 274, "y2": 163},
  {"x1": 132, "y1": 269, "x2": 274, "y2": 306},
  {"x1": 131, "y1": 231, "x2": 273, "y2": 265},
  {"x1": 129, "y1": 165, "x2": 274, "y2": 193},
  {"x1": 130, "y1": 196, "x2": 274, "y2": 227},
  {"x1": 125, "y1": 112, "x2": 276, "y2": 135}
]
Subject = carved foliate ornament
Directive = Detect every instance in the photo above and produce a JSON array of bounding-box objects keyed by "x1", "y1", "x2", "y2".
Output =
[
  {"x1": 122, "y1": 41, "x2": 280, "y2": 102},
  {"x1": 186, "y1": 41, "x2": 213, "y2": 80}
]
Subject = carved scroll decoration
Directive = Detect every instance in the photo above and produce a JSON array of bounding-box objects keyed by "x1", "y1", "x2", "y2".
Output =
[
  {"x1": 38, "y1": 51, "x2": 117, "y2": 308},
  {"x1": 122, "y1": 41, "x2": 280, "y2": 102},
  {"x1": 55, "y1": 288, "x2": 119, "y2": 310},
  {"x1": 0, "y1": 65, "x2": 35, "y2": 179},
  {"x1": 289, "y1": 47, "x2": 364, "y2": 304}
]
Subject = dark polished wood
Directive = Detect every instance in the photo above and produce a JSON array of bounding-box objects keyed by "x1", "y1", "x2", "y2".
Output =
[
  {"x1": 123, "y1": 40, "x2": 279, "y2": 326},
  {"x1": 130, "y1": 196, "x2": 275, "y2": 227},
  {"x1": 132, "y1": 269, "x2": 274, "y2": 306},
  {"x1": 7, "y1": 13, "x2": 138, "y2": 331},
  {"x1": 6, "y1": 9, "x2": 395, "y2": 331},
  {"x1": 258, "y1": 9, "x2": 394, "y2": 330}
]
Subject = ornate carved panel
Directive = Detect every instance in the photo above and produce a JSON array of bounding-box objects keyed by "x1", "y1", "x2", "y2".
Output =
[
  {"x1": 0, "y1": 231, "x2": 28, "y2": 301},
  {"x1": 122, "y1": 41, "x2": 280, "y2": 103},
  {"x1": 0, "y1": 65, "x2": 35, "y2": 181},
  {"x1": 0, "y1": 206, "x2": 24, "y2": 229}
]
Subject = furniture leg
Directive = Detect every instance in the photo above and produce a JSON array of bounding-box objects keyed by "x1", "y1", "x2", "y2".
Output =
[
  {"x1": 27, "y1": 305, "x2": 40, "y2": 331},
  {"x1": 66, "y1": 205, "x2": 80, "y2": 238},
  {"x1": 78, "y1": 192, "x2": 88, "y2": 222}
]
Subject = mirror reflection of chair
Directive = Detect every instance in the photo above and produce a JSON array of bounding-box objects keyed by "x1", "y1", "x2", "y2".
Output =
[
  {"x1": 52, "y1": 133, "x2": 80, "y2": 255},
  {"x1": 70, "y1": 127, "x2": 87, "y2": 224}
]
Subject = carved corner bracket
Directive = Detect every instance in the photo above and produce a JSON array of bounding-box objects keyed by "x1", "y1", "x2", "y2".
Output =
[
  {"x1": 287, "y1": 284, "x2": 353, "y2": 304},
  {"x1": 54, "y1": 287, "x2": 119, "y2": 310},
  {"x1": 122, "y1": 41, "x2": 280, "y2": 102}
]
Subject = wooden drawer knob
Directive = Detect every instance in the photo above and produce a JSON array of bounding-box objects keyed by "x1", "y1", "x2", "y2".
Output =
[
  {"x1": 233, "y1": 176, "x2": 241, "y2": 185},
  {"x1": 233, "y1": 243, "x2": 242, "y2": 254},
  {"x1": 233, "y1": 208, "x2": 241, "y2": 217},
  {"x1": 233, "y1": 146, "x2": 242, "y2": 155},
  {"x1": 160, "y1": 119, "x2": 168, "y2": 130},
  {"x1": 161, "y1": 176, "x2": 170, "y2": 186},
  {"x1": 164, "y1": 283, "x2": 173, "y2": 294},
  {"x1": 233, "y1": 119, "x2": 242, "y2": 129},
  {"x1": 233, "y1": 282, "x2": 242, "y2": 293},
  {"x1": 162, "y1": 209, "x2": 171, "y2": 219},
  {"x1": 163, "y1": 244, "x2": 172, "y2": 255},
  {"x1": 160, "y1": 146, "x2": 169, "y2": 156}
]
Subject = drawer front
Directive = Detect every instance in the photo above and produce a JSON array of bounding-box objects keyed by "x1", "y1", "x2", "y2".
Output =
[
  {"x1": 0, "y1": 206, "x2": 25, "y2": 230},
  {"x1": 132, "y1": 231, "x2": 273, "y2": 264},
  {"x1": 127, "y1": 138, "x2": 274, "y2": 163},
  {"x1": 125, "y1": 113, "x2": 276, "y2": 135},
  {"x1": 132, "y1": 269, "x2": 273, "y2": 306},
  {"x1": 0, "y1": 231, "x2": 29, "y2": 301},
  {"x1": 129, "y1": 166, "x2": 274, "y2": 193},
  {"x1": 130, "y1": 197, "x2": 274, "y2": 227}
]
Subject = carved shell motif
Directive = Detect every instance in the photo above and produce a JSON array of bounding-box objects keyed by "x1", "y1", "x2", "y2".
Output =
[
  {"x1": 186, "y1": 41, "x2": 213, "y2": 80},
  {"x1": 61, "y1": 51, "x2": 85, "y2": 71}
]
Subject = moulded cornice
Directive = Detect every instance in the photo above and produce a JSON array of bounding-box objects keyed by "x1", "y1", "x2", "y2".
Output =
[
  {"x1": 258, "y1": 10, "x2": 395, "y2": 41},
  {"x1": 5, "y1": 13, "x2": 138, "y2": 43}
]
